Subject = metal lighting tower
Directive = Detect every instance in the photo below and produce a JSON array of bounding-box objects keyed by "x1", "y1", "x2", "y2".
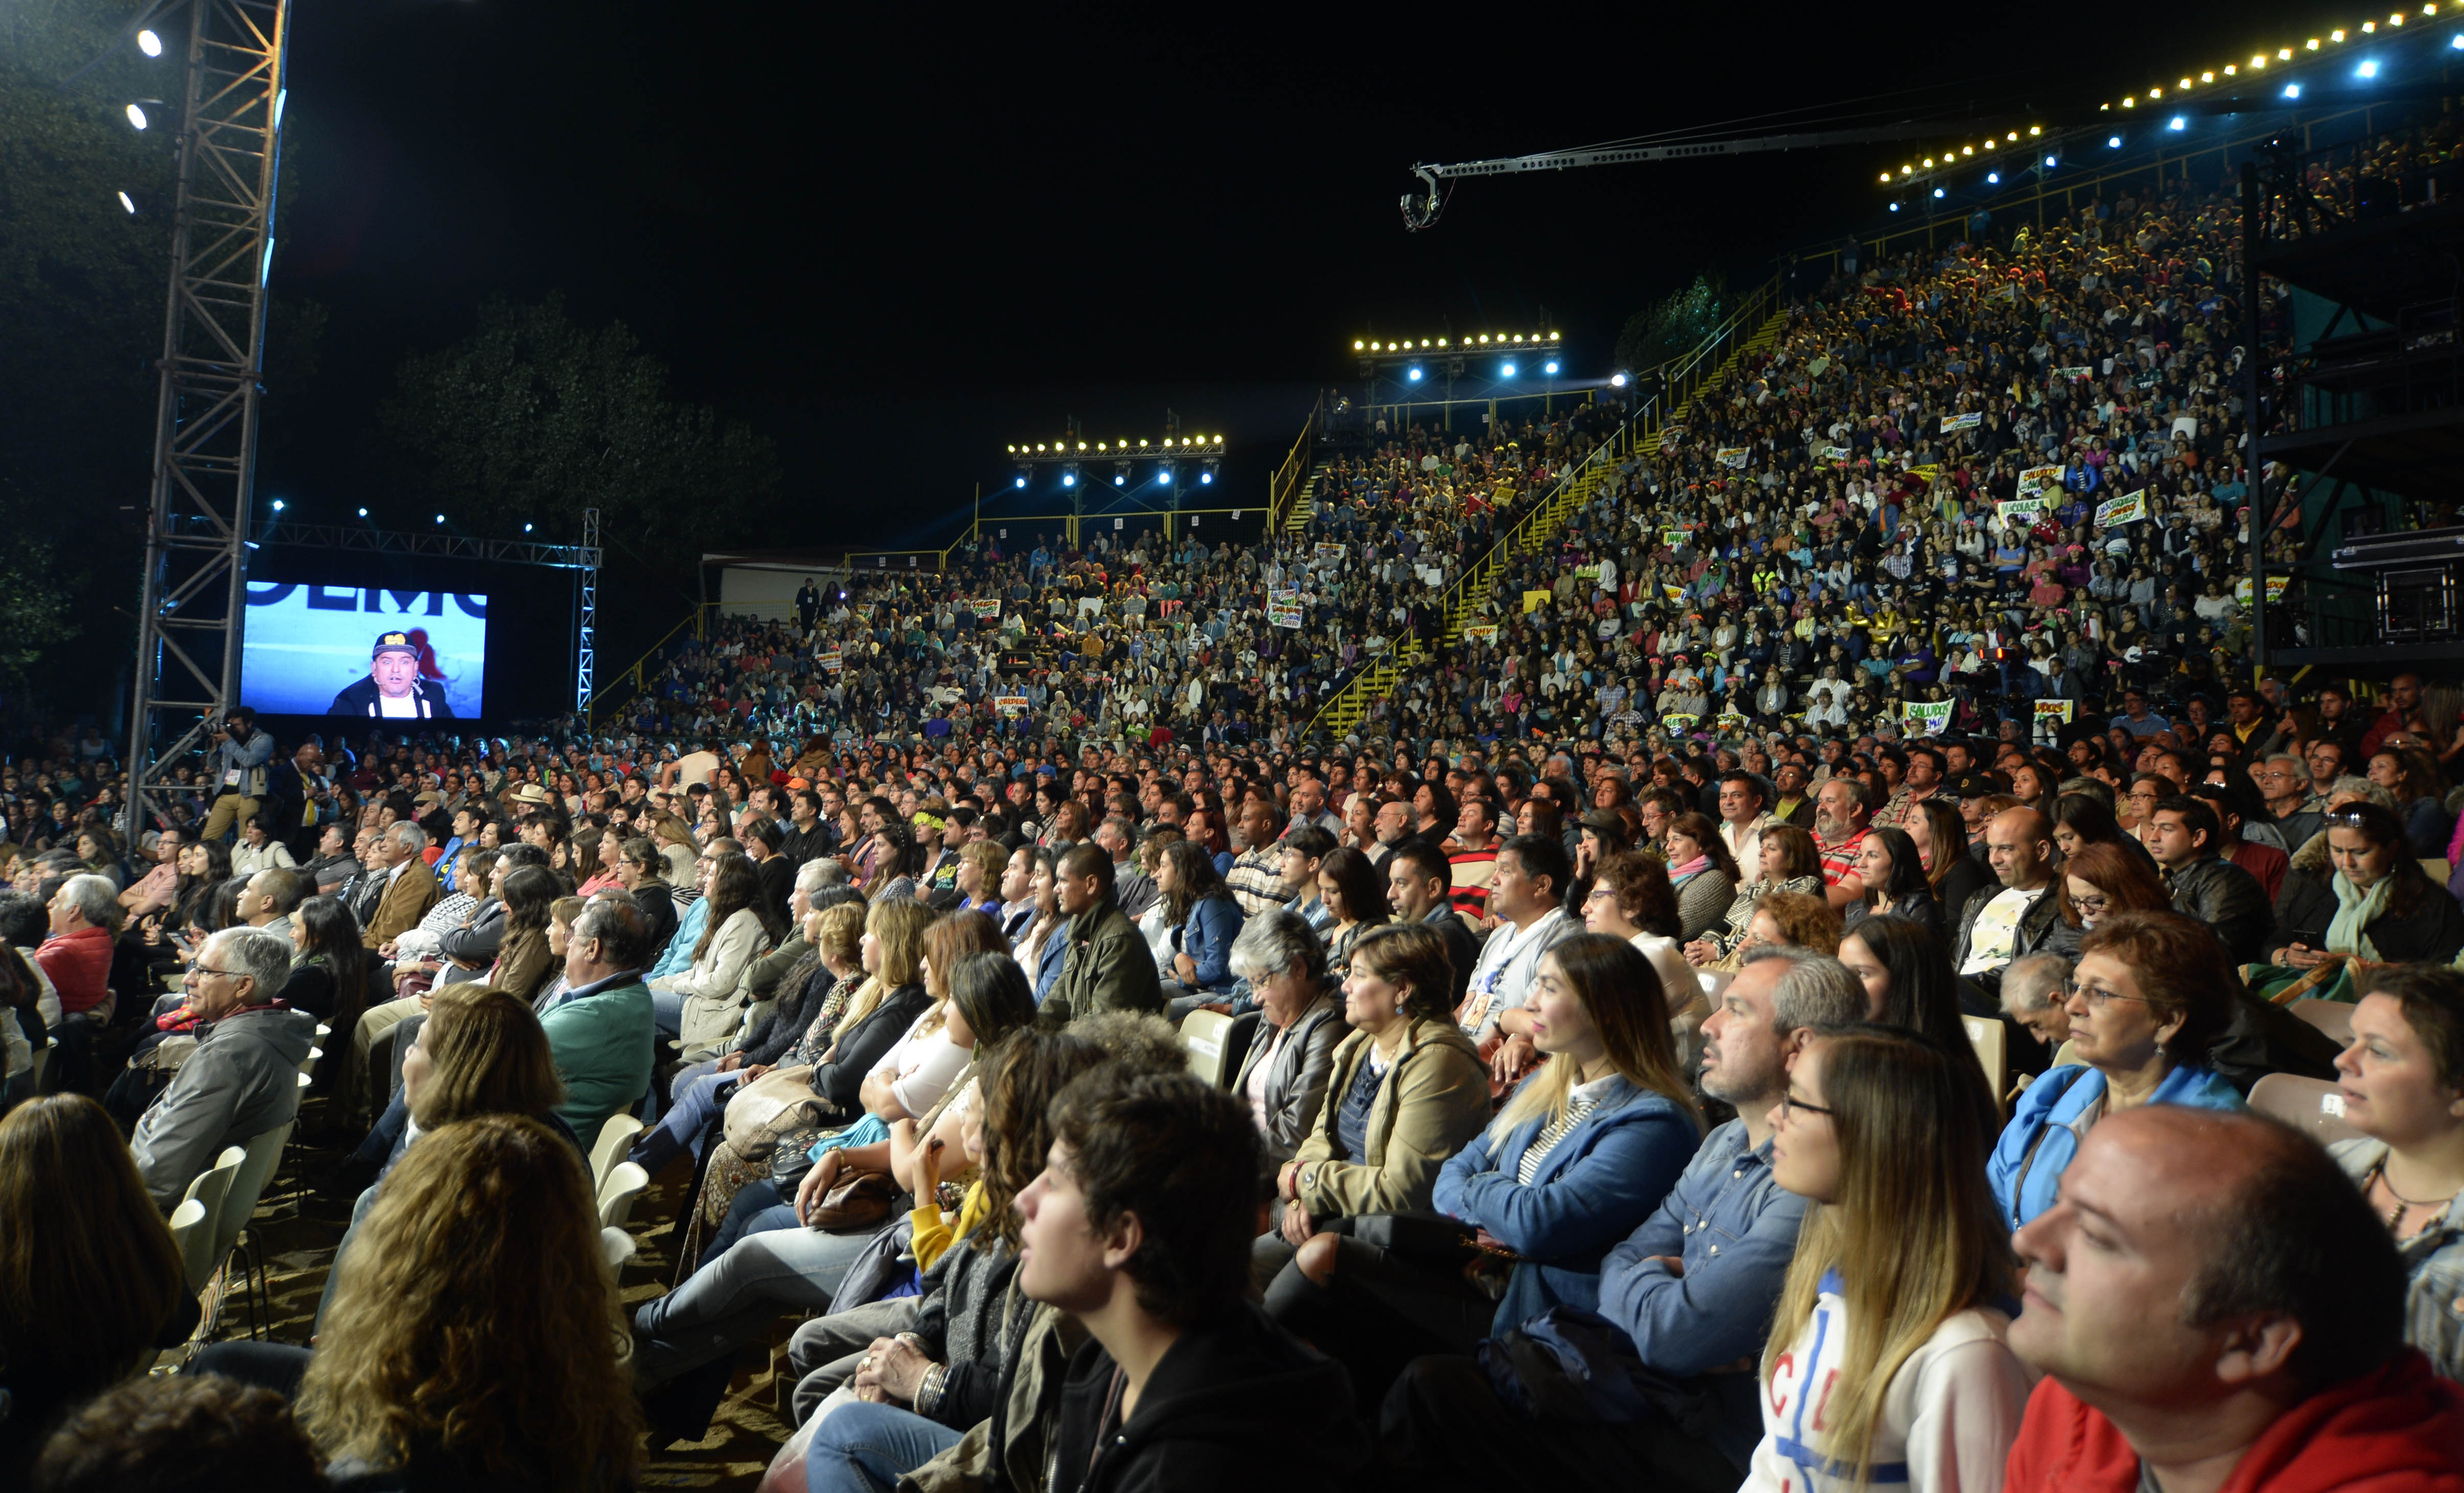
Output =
[
  {"x1": 575, "y1": 506, "x2": 600, "y2": 716},
  {"x1": 123, "y1": 0, "x2": 290, "y2": 841}
]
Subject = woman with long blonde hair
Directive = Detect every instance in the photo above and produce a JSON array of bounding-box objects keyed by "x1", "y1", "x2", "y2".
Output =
[
  {"x1": 300, "y1": 1114, "x2": 640, "y2": 1492},
  {"x1": 1749, "y1": 1025, "x2": 2029, "y2": 1492}
]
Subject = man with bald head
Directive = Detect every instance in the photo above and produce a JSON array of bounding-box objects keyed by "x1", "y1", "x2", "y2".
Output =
[
  {"x1": 2005, "y1": 1107, "x2": 2464, "y2": 1491},
  {"x1": 1950, "y1": 807, "x2": 2076, "y2": 999}
]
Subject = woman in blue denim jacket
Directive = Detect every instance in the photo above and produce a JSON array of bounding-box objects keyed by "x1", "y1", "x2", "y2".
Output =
[
  {"x1": 1264, "y1": 933, "x2": 1701, "y2": 1405},
  {"x1": 2329, "y1": 969, "x2": 2464, "y2": 1381},
  {"x1": 1157, "y1": 840, "x2": 1243, "y2": 995}
]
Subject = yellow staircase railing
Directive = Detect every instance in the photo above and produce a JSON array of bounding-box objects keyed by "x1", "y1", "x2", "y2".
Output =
[{"x1": 1300, "y1": 277, "x2": 1790, "y2": 745}]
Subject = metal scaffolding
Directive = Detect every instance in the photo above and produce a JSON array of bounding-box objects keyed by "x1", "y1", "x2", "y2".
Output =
[
  {"x1": 575, "y1": 507, "x2": 600, "y2": 713},
  {"x1": 122, "y1": 0, "x2": 289, "y2": 840}
]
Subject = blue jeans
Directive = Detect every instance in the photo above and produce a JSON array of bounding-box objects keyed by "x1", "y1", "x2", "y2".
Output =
[
  {"x1": 651, "y1": 988, "x2": 686, "y2": 1039},
  {"x1": 630, "y1": 1189, "x2": 884, "y2": 1390},
  {"x1": 631, "y1": 1065, "x2": 738, "y2": 1175},
  {"x1": 803, "y1": 1402, "x2": 964, "y2": 1493}
]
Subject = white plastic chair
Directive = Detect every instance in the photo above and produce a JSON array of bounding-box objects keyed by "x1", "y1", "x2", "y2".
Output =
[
  {"x1": 590, "y1": 1113, "x2": 645, "y2": 1191},
  {"x1": 213, "y1": 1122, "x2": 295, "y2": 1339},
  {"x1": 168, "y1": 1198, "x2": 212, "y2": 1295},
  {"x1": 297, "y1": 1046, "x2": 323, "y2": 1078},
  {"x1": 1961, "y1": 1016, "x2": 2009, "y2": 1116},
  {"x1": 600, "y1": 1225, "x2": 640, "y2": 1271},
  {"x1": 175, "y1": 1156, "x2": 240, "y2": 1295},
  {"x1": 30, "y1": 1035, "x2": 53, "y2": 1091},
  {"x1": 2286, "y1": 999, "x2": 2355, "y2": 1047},
  {"x1": 1180, "y1": 1009, "x2": 1234, "y2": 1087},
  {"x1": 2250, "y1": 1073, "x2": 2363, "y2": 1145},
  {"x1": 597, "y1": 1161, "x2": 649, "y2": 1229}
]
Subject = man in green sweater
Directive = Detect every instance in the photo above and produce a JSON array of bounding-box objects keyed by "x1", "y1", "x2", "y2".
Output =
[
  {"x1": 539, "y1": 893, "x2": 655, "y2": 1142},
  {"x1": 1044, "y1": 844, "x2": 1164, "y2": 1026}
]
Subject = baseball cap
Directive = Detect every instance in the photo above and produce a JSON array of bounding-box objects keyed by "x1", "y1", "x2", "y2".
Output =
[{"x1": 373, "y1": 631, "x2": 419, "y2": 659}]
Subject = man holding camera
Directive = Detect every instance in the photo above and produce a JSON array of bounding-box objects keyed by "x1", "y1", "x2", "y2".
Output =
[{"x1": 199, "y1": 706, "x2": 275, "y2": 842}]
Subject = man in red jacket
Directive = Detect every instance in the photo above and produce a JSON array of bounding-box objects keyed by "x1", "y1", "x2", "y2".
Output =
[{"x1": 2004, "y1": 1106, "x2": 2464, "y2": 1493}]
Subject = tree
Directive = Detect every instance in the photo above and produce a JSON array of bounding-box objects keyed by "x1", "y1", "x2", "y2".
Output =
[
  {"x1": 380, "y1": 295, "x2": 780, "y2": 567},
  {"x1": 1614, "y1": 272, "x2": 1726, "y2": 378}
]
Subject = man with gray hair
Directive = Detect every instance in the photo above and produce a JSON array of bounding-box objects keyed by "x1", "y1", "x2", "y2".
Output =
[
  {"x1": 1759, "y1": 945, "x2": 1875, "y2": 1030},
  {"x1": 1999, "y1": 952, "x2": 2073, "y2": 1058},
  {"x1": 130, "y1": 927, "x2": 316, "y2": 1209},
  {"x1": 2252, "y1": 753, "x2": 2321, "y2": 849},
  {"x1": 539, "y1": 894, "x2": 656, "y2": 1141},
  {"x1": 359, "y1": 821, "x2": 439, "y2": 949}
]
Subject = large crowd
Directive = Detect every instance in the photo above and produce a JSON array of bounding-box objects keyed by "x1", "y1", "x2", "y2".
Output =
[{"x1": 7, "y1": 158, "x2": 2464, "y2": 1492}]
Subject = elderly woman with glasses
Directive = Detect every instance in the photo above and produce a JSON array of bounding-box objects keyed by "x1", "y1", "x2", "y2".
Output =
[{"x1": 1987, "y1": 910, "x2": 2242, "y2": 1228}]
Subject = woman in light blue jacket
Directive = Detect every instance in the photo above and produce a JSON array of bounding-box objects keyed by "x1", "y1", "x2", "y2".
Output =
[
  {"x1": 1989, "y1": 911, "x2": 2242, "y2": 1228},
  {"x1": 1157, "y1": 839, "x2": 1244, "y2": 1000},
  {"x1": 1265, "y1": 932, "x2": 1702, "y2": 1403}
]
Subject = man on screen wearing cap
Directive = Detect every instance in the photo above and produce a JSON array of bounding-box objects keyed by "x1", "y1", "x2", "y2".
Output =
[{"x1": 329, "y1": 632, "x2": 457, "y2": 719}]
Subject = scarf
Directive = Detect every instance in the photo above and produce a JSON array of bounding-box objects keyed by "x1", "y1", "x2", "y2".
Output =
[
  {"x1": 2327, "y1": 871, "x2": 2393, "y2": 961},
  {"x1": 1665, "y1": 854, "x2": 1712, "y2": 884}
]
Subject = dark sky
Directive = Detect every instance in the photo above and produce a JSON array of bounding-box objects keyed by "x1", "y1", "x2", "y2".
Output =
[{"x1": 260, "y1": 0, "x2": 2347, "y2": 548}]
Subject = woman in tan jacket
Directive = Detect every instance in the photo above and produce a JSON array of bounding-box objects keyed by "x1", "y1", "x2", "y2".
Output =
[{"x1": 1252, "y1": 922, "x2": 1489, "y2": 1286}]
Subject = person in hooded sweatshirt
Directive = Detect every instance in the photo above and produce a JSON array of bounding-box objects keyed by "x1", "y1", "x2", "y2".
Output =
[
  {"x1": 2004, "y1": 1105, "x2": 2464, "y2": 1493},
  {"x1": 999, "y1": 1064, "x2": 1368, "y2": 1493},
  {"x1": 130, "y1": 926, "x2": 318, "y2": 1211}
]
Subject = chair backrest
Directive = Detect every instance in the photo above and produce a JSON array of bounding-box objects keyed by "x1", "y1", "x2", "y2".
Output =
[
  {"x1": 168, "y1": 1199, "x2": 213, "y2": 1294},
  {"x1": 1961, "y1": 1015, "x2": 2009, "y2": 1117},
  {"x1": 1215, "y1": 1010, "x2": 1263, "y2": 1091},
  {"x1": 297, "y1": 1046, "x2": 323, "y2": 1077},
  {"x1": 2249, "y1": 1073, "x2": 2363, "y2": 1145},
  {"x1": 176, "y1": 1157, "x2": 240, "y2": 1294},
  {"x1": 2286, "y1": 999, "x2": 2356, "y2": 1047},
  {"x1": 590, "y1": 1113, "x2": 646, "y2": 1190},
  {"x1": 1179, "y1": 1009, "x2": 1235, "y2": 1087},
  {"x1": 597, "y1": 1161, "x2": 649, "y2": 1229},
  {"x1": 2052, "y1": 1039, "x2": 2080, "y2": 1070},
  {"x1": 599, "y1": 1224, "x2": 639, "y2": 1271},
  {"x1": 211, "y1": 1121, "x2": 295, "y2": 1264},
  {"x1": 31, "y1": 1035, "x2": 53, "y2": 1089},
  {"x1": 1698, "y1": 968, "x2": 1736, "y2": 1006}
]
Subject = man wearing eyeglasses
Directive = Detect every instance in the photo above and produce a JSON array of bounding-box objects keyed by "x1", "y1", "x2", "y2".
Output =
[
  {"x1": 129, "y1": 927, "x2": 315, "y2": 1211},
  {"x1": 2251, "y1": 754, "x2": 2322, "y2": 849}
]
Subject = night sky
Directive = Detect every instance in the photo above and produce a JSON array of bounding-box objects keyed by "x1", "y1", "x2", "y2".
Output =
[{"x1": 260, "y1": 0, "x2": 2347, "y2": 549}]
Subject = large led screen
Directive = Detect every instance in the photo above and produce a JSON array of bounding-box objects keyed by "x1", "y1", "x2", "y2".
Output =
[{"x1": 240, "y1": 584, "x2": 487, "y2": 719}]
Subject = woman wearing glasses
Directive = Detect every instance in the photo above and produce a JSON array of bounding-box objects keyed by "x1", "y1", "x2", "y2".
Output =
[
  {"x1": 2052, "y1": 841, "x2": 2171, "y2": 938},
  {"x1": 1987, "y1": 910, "x2": 2241, "y2": 1229},
  {"x1": 1745, "y1": 1026, "x2": 2030, "y2": 1493},
  {"x1": 2269, "y1": 802, "x2": 2464, "y2": 978}
]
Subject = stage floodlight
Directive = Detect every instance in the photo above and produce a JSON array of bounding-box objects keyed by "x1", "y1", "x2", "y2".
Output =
[
  {"x1": 1544, "y1": 360, "x2": 1559, "y2": 375},
  {"x1": 1987, "y1": 172, "x2": 2000, "y2": 184},
  {"x1": 136, "y1": 27, "x2": 163, "y2": 56},
  {"x1": 1062, "y1": 470, "x2": 1076, "y2": 487},
  {"x1": 126, "y1": 102, "x2": 149, "y2": 130},
  {"x1": 1200, "y1": 467, "x2": 1215, "y2": 484},
  {"x1": 1890, "y1": 201, "x2": 1902, "y2": 212},
  {"x1": 2358, "y1": 58, "x2": 2381, "y2": 76},
  {"x1": 1501, "y1": 361, "x2": 1516, "y2": 377},
  {"x1": 1932, "y1": 187, "x2": 1945, "y2": 198},
  {"x1": 1014, "y1": 475, "x2": 1027, "y2": 489},
  {"x1": 2107, "y1": 135, "x2": 2122, "y2": 147},
  {"x1": 116, "y1": 190, "x2": 136, "y2": 213},
  {"x1": 433, "y1": 513, "x2": 445, "y2": 524},
  {"x1": 1407, "y1": 366, "x2": 1423, "y2": 382},
  {"x1": 2285, "y1": 82, "x2": 2302, "y2": 97},
  {"x1": 2045, "y1": 154, "x2": 2058, "y2": 166},
  {"x1": 1159, "y1": 466, "x2": 1172, "y2": 482},
  {"x1": 524, "y1": 522, "x2": 534, "y2": 533},
  {"x1": 270, "y1": 499, "x2": 284, "y2": 512},
  {"x1": 357, "y1": 507, "x2": 368, "y2": 517},
  {"x1": 2168, "y1": 116, "x2": 2185, "y2": 130},
  {"x1": 2453, "y1": 32, "x2": 2463, "y2": 47},
  {"x1": 1609, "y1": 372, "x2": 1628, "y2": 387}
]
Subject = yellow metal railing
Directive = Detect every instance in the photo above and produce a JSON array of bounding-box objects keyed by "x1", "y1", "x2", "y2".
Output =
[
  {"x1": 585, "y1": 605, "x2": 712, "y2": 726},
  {"x1": 1298, "y1": 273, "x2": 1788, "y2": 743},
  {"x1": 1267, "y1": 409, "x2": 1317, "y2": 533}
]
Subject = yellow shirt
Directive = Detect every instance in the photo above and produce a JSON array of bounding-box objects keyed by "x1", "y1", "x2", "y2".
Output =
[{"x1": 911, "y1": 1179, "x2": 991, "y2": 1271}]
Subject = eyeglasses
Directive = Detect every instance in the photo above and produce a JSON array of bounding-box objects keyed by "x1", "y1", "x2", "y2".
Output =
[
  {"x1": 1779, "y1": 1090, "x2": 1833, "y2": 1122},
  {"x1": 2325, "y1": 807, "x2": 2375, "y2": 828},
  {"x1": 2066, "y1": 980, "x2": 2157, "y2": 1009},
  {"x1": 187, "y1": 963, "x2": 239, "y2": 979},
  {"x1": 2070, "y1": 891, "x2": 2109, "y2": 914}
]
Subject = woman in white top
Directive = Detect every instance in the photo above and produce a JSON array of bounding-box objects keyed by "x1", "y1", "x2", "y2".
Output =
[
  {"x1": 1745, "y1": 1025, "x2": 2032, "y2": 1493},
  {"x1": 231, "y1": 812, "x2": 300, "y2": 877}
]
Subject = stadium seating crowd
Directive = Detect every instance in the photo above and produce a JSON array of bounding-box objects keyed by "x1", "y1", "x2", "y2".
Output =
[{"x1": 7, "y1": 160, "x2": 2464, "y2": 1493}]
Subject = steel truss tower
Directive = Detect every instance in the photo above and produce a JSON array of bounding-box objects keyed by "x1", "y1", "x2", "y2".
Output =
[{"x1": 123, "y1": 0, "x2": 290, "y2": 841}]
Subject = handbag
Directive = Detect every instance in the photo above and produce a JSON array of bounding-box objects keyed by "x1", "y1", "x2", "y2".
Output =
[
  {"x1": 805, "y1": 1169, "x2": 902, "y2": 1231},
  {"x1": 721, "y1": 1064, "x2": 821, "y2": 1159}
]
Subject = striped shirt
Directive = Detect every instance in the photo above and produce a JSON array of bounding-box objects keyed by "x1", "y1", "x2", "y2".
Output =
[
  {"x1": 1816, "y1": 828, "x2": 1868, "y2": 889},
  {"x1": 1516, "y1": 1075, "x2": 1617, "y2": 1184}
]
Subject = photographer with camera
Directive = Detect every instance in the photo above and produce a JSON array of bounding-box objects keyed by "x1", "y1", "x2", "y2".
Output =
[{"x1": 199, "y1": 707, "x2": 275, "y2": 843}]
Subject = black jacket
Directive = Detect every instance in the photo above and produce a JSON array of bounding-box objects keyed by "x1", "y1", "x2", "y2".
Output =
[
  {"x1": 434, "y1": 898, "x2": 505, "y2": 969},
  {"x1": 2270, "y1": 867, "x2": 2464, "y2": 964},
  {"x1": 2163, "y1": 855, "x2": 2272, "y2": 965},
  {"x1": 1949, "y1": 882, "x2": 2079, "y2": 995},
  {"x1": 1040, "y1": 1302, "x2": 1367, "y2": 1493},
  {"x1": 809, "y1": 981, "x2": 927, "y2": 1116},
  {"x1": 628, "y1": 880, "x2": 679, "y2": 965},
  {"x1": 1420, "y1": 901, "x2": 1481, "y2": 1010},
  {"x1": 326, "y1": 674, "x2": 457, "y2": 719}
]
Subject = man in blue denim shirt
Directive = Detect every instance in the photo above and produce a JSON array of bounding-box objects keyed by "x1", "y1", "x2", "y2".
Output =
[{"x1": 1380, "y1": 949, "x2": 1855, "y2": 1492}]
